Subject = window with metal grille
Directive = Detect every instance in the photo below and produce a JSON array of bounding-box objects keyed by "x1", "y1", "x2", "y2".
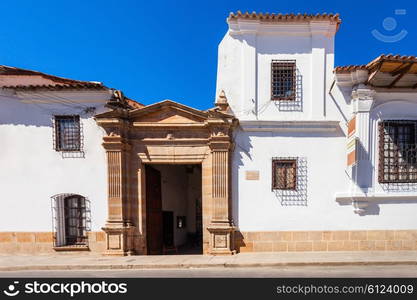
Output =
[
  {"x1": 54, "y1": 115, "x2": 81, "y2": 151},
  {"x1": 378, "y1": 120, "x2": 417, "y2": 183},
  {"x1": 64, "y1": 195, "x2": 88, "y2": 245},
  {"x1": 271, "y1": 60, "x2": 296, "y2": 100},
  {"x1": 272, "y1": 159, "x2": 297, "y2": 190},
  {"x1": 51, "y1": 194, "x2": 91, "y2": 247}
]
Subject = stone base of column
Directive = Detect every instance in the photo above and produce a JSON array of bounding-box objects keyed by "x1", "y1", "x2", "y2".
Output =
[
  {"x1": 207, "y1": 222, "x2": 236, "y2": 255},
  {"x1": 102, "y1": 222, "x2": 135, "y2": 256}
]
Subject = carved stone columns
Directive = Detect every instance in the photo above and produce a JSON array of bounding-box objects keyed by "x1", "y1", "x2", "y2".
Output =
[
  {"x1": 101, "y1": 126, "x2": 134, "y2": 256},
  {"x1": 207, "y1": 120, "x2": 236, "y2": 254}
]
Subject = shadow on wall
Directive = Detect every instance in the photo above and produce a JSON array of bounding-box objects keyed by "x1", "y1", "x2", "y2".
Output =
[
  {"x1": 0, "y1": 93, "x2": 104, "y2": 127},
  {"x1": 273, "y1": 69, "x2": 303, "y2": 112},
  {"x1": 351, "y1": 139, "x2": 373, "y2": 193},
  {"x1": 229, "y1": 34, "x2": 317, "y2": 117},
  {"x1": 234, "y1": 231, "x2": 246, "y2": 252},
  {"x1": 338, "y1": 199, "x2": 417, "y2": 216},
  {"x1": 381, "y1": 182, "x2": 417, "y2": 193},
  {"x1": 231, "y1": 126, "x2": 345, "y2": 225},
  {"x1": 273, "y1": 157, "x2": 308, "y2": 206}
]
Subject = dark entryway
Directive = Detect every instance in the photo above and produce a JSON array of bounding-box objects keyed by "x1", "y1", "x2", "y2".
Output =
[{"x1": 145, "y1": 164, "x2": 202, "y2": 255}]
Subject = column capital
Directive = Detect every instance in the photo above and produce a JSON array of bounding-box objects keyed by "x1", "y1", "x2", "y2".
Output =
[
  {"x1": 351, "y1": 85, "x2": 375, "y2": 114},
  {"x1": 102, "y1": 136, "x2": 131, "y2": 151},
  {"x1": 351, "y1": 85, "x2": 376, "y2": 113}
]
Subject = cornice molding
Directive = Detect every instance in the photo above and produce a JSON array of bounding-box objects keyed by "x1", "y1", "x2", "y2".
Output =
[
  {"x1": 228, "y1": 20, "x2": 338, "y2": 37},
  {"x1": 239, "y1": 120, "x2": 341, "y2": 132}
]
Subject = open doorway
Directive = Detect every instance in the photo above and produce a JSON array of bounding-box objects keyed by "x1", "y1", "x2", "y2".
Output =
[{"x1": 146, "y1": 164, "x2": 202, "y2": 255}]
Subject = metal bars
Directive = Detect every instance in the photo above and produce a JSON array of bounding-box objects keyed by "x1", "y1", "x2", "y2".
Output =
[
  {"x1": 51, "y1": 194, "x2": 91, "y2": 247},
  {"x1": 272, "y1": 158, "x2": 297, "y2": 190},
  {"x1": 53, "y1": 115, "x2": 82, "y2": 152},
  {"x1": 271, "y1": 60, "x2": 296, "y2": 101},
  {"x1": 378, "y1": 120, "x2": 417, "y2": 183}
]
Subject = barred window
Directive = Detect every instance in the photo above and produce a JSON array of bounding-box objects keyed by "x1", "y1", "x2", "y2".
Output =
[
  {"x1": 271, "y1": 60, "x2": 296, "y2": 100},
  {"x1": 272, "y1": 159, "x2": 297, "y2": 190},
  {"x1": 51, "y1": 194, "x2": 91, "y2": 247},
  {"x1": 378, "y1": 120, "x2": 417, "y2": 183},
  {"x1": 54, "y1": 115, "x2": 81, "y2": 151},
  {"x1": 64, "y1": 195, "x2": 88, "y2": 245}
]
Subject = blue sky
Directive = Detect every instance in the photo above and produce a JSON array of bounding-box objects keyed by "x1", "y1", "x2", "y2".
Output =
[{"x1": 0, "y1": 0, "x2": 415, "y2": 109}]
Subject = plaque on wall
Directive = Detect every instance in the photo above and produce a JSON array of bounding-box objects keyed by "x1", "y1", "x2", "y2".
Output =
[{"x1": 245, "y1": 170, "x2": 259, "y2": 180}]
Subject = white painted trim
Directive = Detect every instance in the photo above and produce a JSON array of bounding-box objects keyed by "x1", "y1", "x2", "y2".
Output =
[
  {"x1": 239, "y1": 120, "x2": 340, "y2": 132},
  {"x1": 335, "y1": 192, "x2": 417, "y2": 215},
  {"x1": 336, "y1": 192, "x2": 417, "y2": 203},
  {"x1": 228, "y1": 20, "x2": 338, "y2": 37}
]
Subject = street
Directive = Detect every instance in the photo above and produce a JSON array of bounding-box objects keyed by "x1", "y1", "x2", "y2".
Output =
[{"x1": 1, "y1": 265, "x2": 417, "y2": 278}]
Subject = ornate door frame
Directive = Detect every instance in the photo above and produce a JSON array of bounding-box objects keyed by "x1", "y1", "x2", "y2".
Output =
[{"x1": 95, "y1": 99, "x2": 237, "y2": 255}]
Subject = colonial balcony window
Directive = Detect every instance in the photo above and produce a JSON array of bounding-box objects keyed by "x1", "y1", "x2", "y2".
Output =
[
  {"x1": 272, "y1": 159, "x2": 297, "y2": 190},
  {"x1": 271, "y1": 60, "x2": 296, "y2": 100},
  {"x1": 378, "y1": 120, "x2": 417, "y2": 183},
  {"x1": 53, "y1": 115, "x2": 82, "y2": 151}
]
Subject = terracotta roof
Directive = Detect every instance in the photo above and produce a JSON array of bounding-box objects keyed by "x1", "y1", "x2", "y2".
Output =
[
  {"x1": 228, "y1": 11, "x2": 341, "y2": 29},
  {"x1": 334, "y1": 54, "x2": 417, "y2": 73},
  {"x1": 0, "y1": 65, "x2": 105, "y2": 90},
  {"x1": 335, "y1": 54, "x2": 417, "y2": 89},
  {"x1": 333, "y1": 65, "x2": 368, "y2": 72}
]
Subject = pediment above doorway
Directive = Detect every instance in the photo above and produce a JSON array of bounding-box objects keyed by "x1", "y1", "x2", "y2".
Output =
[
  {"x1": 130, "y1": 100, "x2": 209, "y2": 126},
  {"x1": 95, "y1": 99, "x2": 237, "y2": 134}
]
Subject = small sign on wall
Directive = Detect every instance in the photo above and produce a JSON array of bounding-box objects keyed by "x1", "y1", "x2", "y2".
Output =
[{"x1": 245, "y1": 170, "x2": 259, "y2": 180}]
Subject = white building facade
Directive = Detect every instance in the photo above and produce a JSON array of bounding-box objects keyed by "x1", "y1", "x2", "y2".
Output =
[
  {"x1": 217, "y1": 12, "x2": 417, "y2": 252},
  {"x1": 0, "y1": 67, "x2": 139, "y2": 253},
  {"x1": 2, "y1": 12, "x2": 417, "y2": 255}
]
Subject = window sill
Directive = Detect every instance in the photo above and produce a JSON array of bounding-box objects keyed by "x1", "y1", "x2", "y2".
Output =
[
  {"x1": 53, "y1": 245, "x2": 90, "y2": 252},
  {"x1": 271, "y1": 98, "x2": 296, "y2": 101}
]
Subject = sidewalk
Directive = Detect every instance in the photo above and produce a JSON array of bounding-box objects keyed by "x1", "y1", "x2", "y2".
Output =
[{"x1": 1, "y1": 251, "x2": 417, "y2": 271}]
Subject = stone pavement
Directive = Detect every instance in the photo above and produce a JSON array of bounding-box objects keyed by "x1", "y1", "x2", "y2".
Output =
[{"x1": 0, "y1": 251, "x2": 417, "y2": 271}]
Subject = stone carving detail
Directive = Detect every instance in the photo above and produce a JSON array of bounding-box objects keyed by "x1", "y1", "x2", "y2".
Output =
[
  {"x1": 214, "y1": 234, "x2": 227, "y2": 248},
  {"x1": 106, "y1": 127, "x2": 121, "y2": 137},
  {"x1": 351, "y1": 84, "x2": 376, "y2": 100},
  {"x1": 107, "y1": 151, "x2": 122, "y2": 199},
  {"x1": 211, "y1": 126, "x2": 228, "y2": 137},
  {"x1": 212, "y1": 151, "x2": 228, "y2": 199},
  {"x1": 166, "y1": 131, "x2": 174, "y2": 140},
  {"x1": 215, "y1": 90, "x2": 229, "y2": 111},
  {"x1": 95, "y1": 100, "x2": 237, "y2": 255},
  {"x1": 108, "y1": 234, "x2": 121, "y2": 250}
]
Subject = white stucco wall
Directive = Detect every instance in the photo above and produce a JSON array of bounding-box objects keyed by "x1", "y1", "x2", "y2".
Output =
[
  {"x1": 219, "y1": 20, "x2": 417, "y2": 232},
  {"x1": 216, "y1": 21, "x2": 340, "y2": 122},
  {"x1": 232, "y1": 127, "x2": 417, "y2": 231},
  {"x1": 0, "y1": 89, "x2": 111, "y2": 232}
]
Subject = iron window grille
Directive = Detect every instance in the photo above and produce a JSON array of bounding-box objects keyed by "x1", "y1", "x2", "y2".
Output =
[
  {"x1": 271, "y1": 60, "x2": 296, "y2": 101},
  {"x1": 272, "y1": 159, "x2": 297, "y2": 190},
  {"x1": 53, "y1": 115, "x2": 82, "y2": 152},
  {"x1": 51, "y1": 194, "x2": 91, "y2": 247},
  {"x1": 378, "y1": 120, "x2": 417, "y2": 183}
]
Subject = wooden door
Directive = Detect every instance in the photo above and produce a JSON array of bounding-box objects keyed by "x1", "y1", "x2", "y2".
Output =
[{"x1": 146, "y1": 165, "x2": 163, "y2": 254}]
